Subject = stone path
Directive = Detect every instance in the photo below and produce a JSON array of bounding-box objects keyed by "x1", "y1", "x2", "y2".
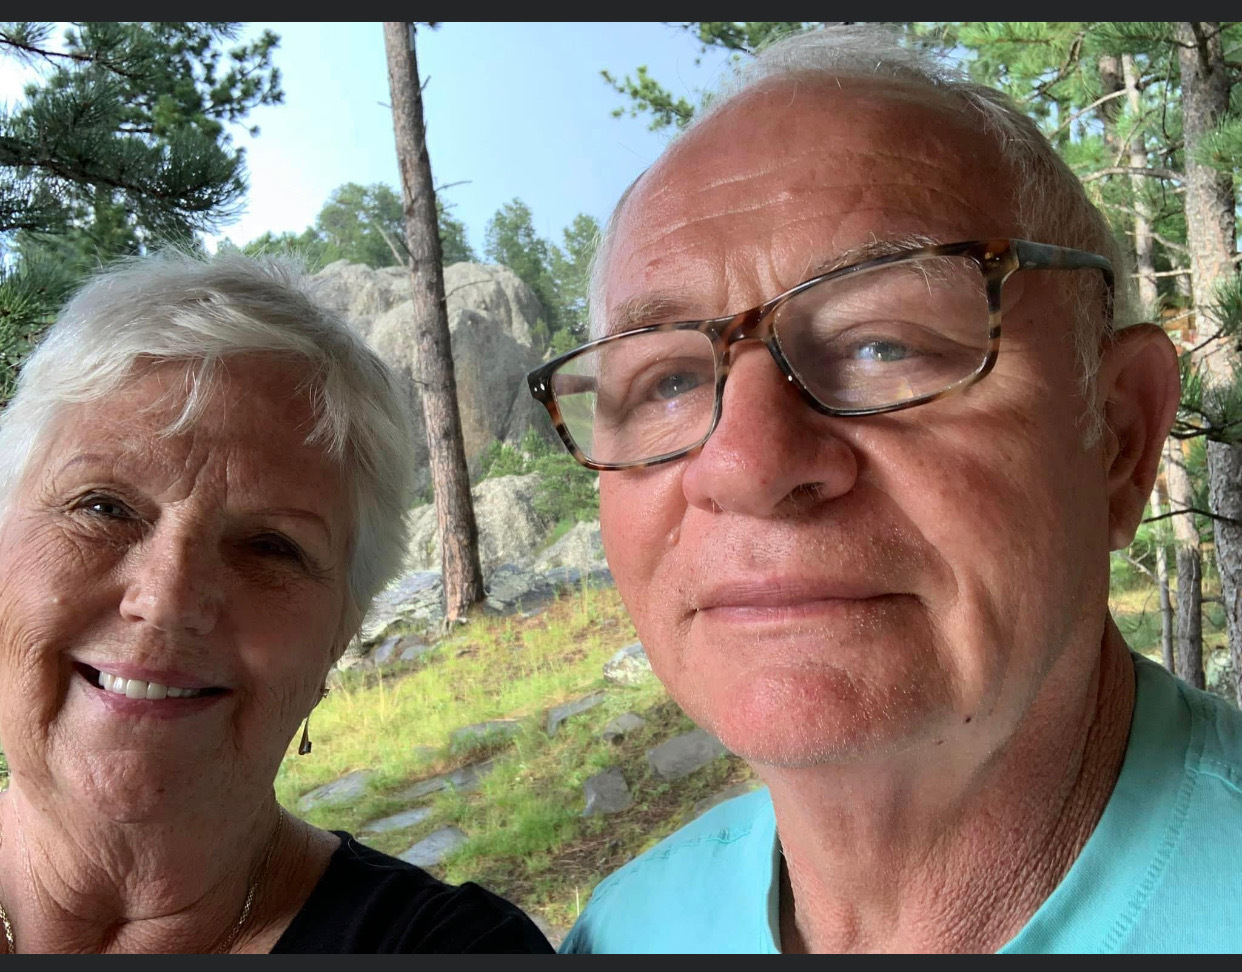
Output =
[{"x1": 399, "y1": 826, "x2": 468, "y2": 867}]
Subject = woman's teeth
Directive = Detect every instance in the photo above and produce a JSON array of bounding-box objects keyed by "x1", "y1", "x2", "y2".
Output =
[{"x1": 96, "y1": 671, "x2": 205, "y2": 700}]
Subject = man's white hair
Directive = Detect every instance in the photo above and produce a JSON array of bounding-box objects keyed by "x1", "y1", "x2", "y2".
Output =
[
  {"x1": 0, "y1": 250, "x2": 419, "y2": 632},
  {"x1": 589, "y1": 24, "x2": 1130, "y2": 435}
]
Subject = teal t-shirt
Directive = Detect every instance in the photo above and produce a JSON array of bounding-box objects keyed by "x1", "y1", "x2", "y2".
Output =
[{"x1": 561, "y1": 656, "x2": 1242, "y2": 953}]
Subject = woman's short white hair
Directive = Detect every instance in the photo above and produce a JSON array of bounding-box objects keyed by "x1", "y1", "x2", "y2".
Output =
[
  {"x1": 0, "y1": 250, "x2": 418, "y2": 630},
  {"x1": 589, "y1": 25, "x2": 1129, "y2": 436}
]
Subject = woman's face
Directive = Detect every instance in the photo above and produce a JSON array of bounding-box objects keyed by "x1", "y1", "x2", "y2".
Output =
[{"x1": 0, "y1": 357, "x2": 353, "y2": 822}]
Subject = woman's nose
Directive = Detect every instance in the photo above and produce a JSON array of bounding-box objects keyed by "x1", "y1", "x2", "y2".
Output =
[
  {"x1": 681, "y1": 343, "x2": 858, "y2": 517},
  {"x1": 119, "y1": 524, "x2": 222, "y2": 636}
]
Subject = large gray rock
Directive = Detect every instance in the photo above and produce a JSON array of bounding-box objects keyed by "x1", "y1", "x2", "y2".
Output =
[
  {"x1": 307, "y1": 261, "x2": 410, "y2": 343},
  {"x1": 647, "y1": 729, "x2": 727, "y2": 781},
  {"x1": 399, "y1": 827, "x2": 468, "y2": 867},
  {"x1": 353, "y1": 262, "x2": 550, "y2": 481},
  {"x1": 603, "y1": 642, "x2": 653, "y2": 687},
  {"x1": 359, "y1": 806, "x2": 434, "y2": 836},
  {"x1": 296, "y1": 769, "x2": 374, "y2": 812},
  {"x1": 483, "y1": 562, "x2": 613, "y2": 616},
  {"x1": 582, "y1": 767, "x2": 632, "y2": 817},
  {"x1": 358, "y1": 570, "x2": 444, "y2": 644},
  {"x1": 532, "y1": 520, "x2": 605, "y2": 572},
  {"x1": 546, "y1": 691, "x2": 607, "y2": 737},
  {"x1": 404, "y1": 475, "x2": 554, "y2": 574}
]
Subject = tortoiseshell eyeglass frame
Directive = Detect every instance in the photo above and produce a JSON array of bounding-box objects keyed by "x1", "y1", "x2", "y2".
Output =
[{"x1": 526, "y1": 238, "x2": 1114, "y2": 472}]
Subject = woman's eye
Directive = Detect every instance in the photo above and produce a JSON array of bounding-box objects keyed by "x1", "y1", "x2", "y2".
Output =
[
  {"x1": 250, "y1": 534, "x2": 301, "y2": 560},
  {"x1": 77, "y1": 495, "x2": 134, "y2": 519}
]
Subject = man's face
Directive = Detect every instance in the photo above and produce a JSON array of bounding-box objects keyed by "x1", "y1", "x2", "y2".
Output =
[{"x1": 598, "y1": 80, "x2": 1118, "y2": 768}]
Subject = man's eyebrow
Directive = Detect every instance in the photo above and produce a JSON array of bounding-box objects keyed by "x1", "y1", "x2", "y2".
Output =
[
  {"x1": 803, "y1": 235, "x2": 942, "y2": 278},
  {"x1": 605, "y1": 293, "x2": 712, "y2": 336},
  {"x1": 604, "y1": 235, "x2": 944, "y2": 337}
]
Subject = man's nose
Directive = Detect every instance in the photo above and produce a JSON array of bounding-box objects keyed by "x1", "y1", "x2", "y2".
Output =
[
  {"x1": 119, "y1": 524, "x2": 222, "y2": 636},
  {"x1": 681, "y1": 343, "x2": 858, "y2": 517}
]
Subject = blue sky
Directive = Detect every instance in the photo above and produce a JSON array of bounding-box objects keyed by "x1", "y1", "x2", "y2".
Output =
[{"x1": 0, "y1": 23, "x2": 738, "y2": 256}]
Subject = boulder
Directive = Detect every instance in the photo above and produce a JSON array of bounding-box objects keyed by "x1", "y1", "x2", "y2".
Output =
[
  {"x1": 582, "y1": 767, "x2": 632, "y2": 817},
  {"x1": 532, "y1": 520, "x2": 605, "y2": 572},
  {"x1": 601, "y1": 711, "x2": 646, "y2": 744},
  {"x1": 483, "y1": 561, "x2": 612, "y2": 616},
  {"x1": 307, "y1": 261, "x2": 410, "y2": 343},
  {"x1": 603, "y1": 642, "x2": 653, "y2": 687},
  {"x1": 404, "y1": 475, "x2": 554, "y2": 574},
  {"x1": 546, "y1": 690, "x2": 607, "y2": 737},
  {"x1": 399, "y1": 827, "x2": 468, "y2": 867},
  {"x1": 370, "y1": 634, "x2": 402, "y2": 667},
  {"x1": 1206, "y1": 646, "x2": 1236, "y2": 702},
  {"x1": 296, "y1": 769, "x2": 374, "y2": 812},
  {"x1": 647, "y1": 729, "x2": 727, "y2": 781},
  {"x1": 345, "y1": 262, "x2": 550, "y2": 481},
  {"x1": 358, "y1": 570, "x2": 444, "y2": 644}
]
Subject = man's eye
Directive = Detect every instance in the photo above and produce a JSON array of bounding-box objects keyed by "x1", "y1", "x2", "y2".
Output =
[
  {"x1": 653, "y1": 370, "x2": 708, "y2": 400},
  {"x1": 853, "y1": 339, "x2": 910, "y2": 362}
]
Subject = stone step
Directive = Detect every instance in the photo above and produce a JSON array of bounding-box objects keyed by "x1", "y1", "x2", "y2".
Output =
[
  {"x1": 358, "y1": 806, "x2": 434, "y2": 836},
  {"x1": 399, "y1": 827, "x2": 468, "y2": 867}
]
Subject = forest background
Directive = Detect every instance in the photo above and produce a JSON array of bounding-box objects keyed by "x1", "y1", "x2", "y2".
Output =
[{"x1": 0, "y1": 15, "x2": 1239, "y2": 833}]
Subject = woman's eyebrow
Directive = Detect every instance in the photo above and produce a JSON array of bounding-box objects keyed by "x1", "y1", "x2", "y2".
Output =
[{"x1": 250, "y1": 507, "x2": 334, "y2": 545}]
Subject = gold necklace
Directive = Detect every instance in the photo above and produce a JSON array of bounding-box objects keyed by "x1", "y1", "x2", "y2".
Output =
[{"x1": 0, "y1": 808, "x2": 285, "y2": 955}]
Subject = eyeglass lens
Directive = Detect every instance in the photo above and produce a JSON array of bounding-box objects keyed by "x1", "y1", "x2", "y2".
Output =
[{"x1": 551, "y1": 254, "x2": 992, "y2": 465}]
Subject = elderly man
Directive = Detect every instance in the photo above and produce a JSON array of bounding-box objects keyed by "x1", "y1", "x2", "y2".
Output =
[{"x1": 528, "y1": 28, "x2": 1242, "y2": 953}]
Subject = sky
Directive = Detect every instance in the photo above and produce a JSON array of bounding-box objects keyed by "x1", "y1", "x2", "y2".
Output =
[{"x1": 0, "y1": 23, "x2": 737, "y2": 256}]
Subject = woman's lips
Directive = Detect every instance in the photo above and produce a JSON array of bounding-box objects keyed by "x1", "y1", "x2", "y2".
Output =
[{"x1": 74, "y1": 663, "x2": 226, "y2": 703}]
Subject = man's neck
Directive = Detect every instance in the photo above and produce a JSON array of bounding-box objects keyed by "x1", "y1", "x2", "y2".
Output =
[{"x1": 767, "y1": 624, "x2": 1136, "y2": 954}]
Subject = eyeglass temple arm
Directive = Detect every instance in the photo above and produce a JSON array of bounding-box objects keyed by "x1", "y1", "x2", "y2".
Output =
[{"x1": 1011, "y1": 240, "x2": 1114, "y2": 290}]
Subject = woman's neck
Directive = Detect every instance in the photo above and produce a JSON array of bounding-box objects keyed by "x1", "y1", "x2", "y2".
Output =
[{"x1": 0, "y1": 790, "x2": 322, "y2": 953}]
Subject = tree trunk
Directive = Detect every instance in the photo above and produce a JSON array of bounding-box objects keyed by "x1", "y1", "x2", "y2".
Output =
[
  {"x1": 1207, "y1": 440, "x2": 1242, "y2": 705},
  {"x1": 383, "y1": 21, "x2": 486, "y2": 620},
  {"x1": 1165, "y1": 437, "x2": 1205, "y2": 688},
  {"x1": 1152, "y1": 482, "x2": 1175, "y2": 672},
  {"x1": 1176, "y1": 22, "x2": 1241, "y2": 698},
  {"x1": 1122, "y1": 54, "x2": 1159, "y2": 316}
]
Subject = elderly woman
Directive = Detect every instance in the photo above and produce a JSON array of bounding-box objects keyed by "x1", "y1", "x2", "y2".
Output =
[{"x1": 0, "y1": 253, "x2": 552, "y2": 953}]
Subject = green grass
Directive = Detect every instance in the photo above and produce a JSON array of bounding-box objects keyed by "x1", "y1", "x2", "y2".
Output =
[{"x1": 275, "y1": 583, "x2": 755, "y2": 934}]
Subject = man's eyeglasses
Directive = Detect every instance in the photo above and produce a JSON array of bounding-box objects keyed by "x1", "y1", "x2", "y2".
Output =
[{"x1": 526, "y1": 239, "x2": 1114, "y2": 471}]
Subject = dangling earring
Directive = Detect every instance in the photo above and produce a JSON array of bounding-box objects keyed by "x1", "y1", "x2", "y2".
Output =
[{"x1": 298, "y1": 686, "x2": 330, "y2": 756}]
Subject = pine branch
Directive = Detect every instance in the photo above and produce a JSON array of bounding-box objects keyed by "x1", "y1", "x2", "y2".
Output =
[{"x1": 1080, "y1": 165, "x2": 1184, "y2": 183}]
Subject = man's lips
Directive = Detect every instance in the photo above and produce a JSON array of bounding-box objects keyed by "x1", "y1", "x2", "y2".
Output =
[{"x1": 692, "y1": 577, "x2": 894, "y2": 612}]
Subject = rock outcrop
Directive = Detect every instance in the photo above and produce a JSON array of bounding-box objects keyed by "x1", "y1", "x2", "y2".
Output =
[
  {"x1": 404, "y1": 474, "x2": 555, "y2": 574},
  {"x1": 310, "y1": 261, "x2": 550, "y2": 485}
]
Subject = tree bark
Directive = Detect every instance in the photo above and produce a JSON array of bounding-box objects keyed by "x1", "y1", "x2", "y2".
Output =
[
  {"x1": 1165, "y1": 437, "x2": 1205, "y2": 688},
  {"x1": 1152, "y1": 481, "x2": 1176, "y2": 672},
  {"x1": 1176, "y1": 22, "x2": 1241, "y2": 699},
  {"x1": 1207, "y1": 440, "x2": 1242, "y2": 704},
  {"x1": 383, "y1": 21, "x2": 486, "y2": 620},
  {"x1": 1121, "y1": 54, "x2": 1159, "y2": 316}
]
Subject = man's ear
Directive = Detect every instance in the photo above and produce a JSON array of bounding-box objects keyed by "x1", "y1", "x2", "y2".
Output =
[{"x1": 1095, "y1": 323, "x2": 1181, "y2": 551}]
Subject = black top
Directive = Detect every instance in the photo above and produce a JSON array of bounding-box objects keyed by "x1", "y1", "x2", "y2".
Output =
[{"x1": 272, "y1": 832, "x2": 554, "y2": 953}]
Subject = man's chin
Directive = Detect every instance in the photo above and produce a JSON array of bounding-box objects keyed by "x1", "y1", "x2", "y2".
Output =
[{"x1": 685, "y1": 666, "x2": 951, "y2": 769}]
